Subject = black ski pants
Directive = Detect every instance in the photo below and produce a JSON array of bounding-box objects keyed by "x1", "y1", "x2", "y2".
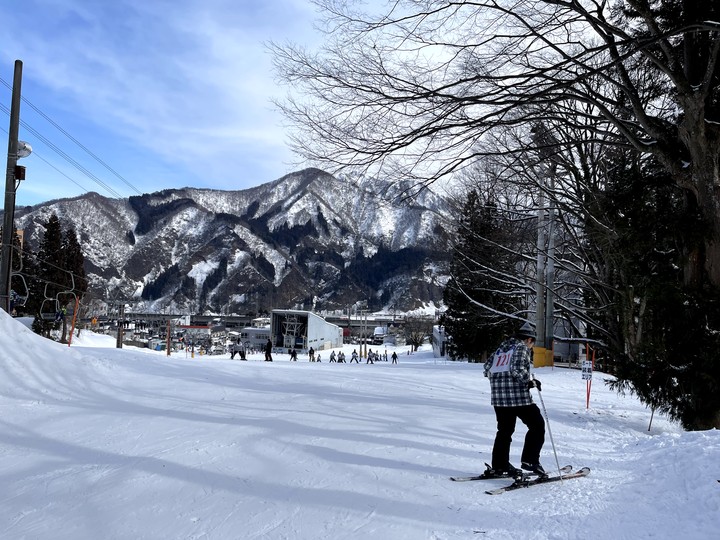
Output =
[{"x1": 491, "y1": 404, "x2": 545, "y2": 470}]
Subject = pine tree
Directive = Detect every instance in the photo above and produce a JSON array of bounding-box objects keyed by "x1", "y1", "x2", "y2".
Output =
[
  {"x1": 442, "y1": 189, "x2": 526, "y2": 362},
  {"x1": 58, "y1": 227, "x2": 87, "y2": 342},
  {"x1": 30, "y1": 214, "x2": 87, "y2": 341}
]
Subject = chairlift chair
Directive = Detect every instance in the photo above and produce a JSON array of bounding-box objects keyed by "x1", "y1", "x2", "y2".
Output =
[
  {"x1": 10, "y1": 273, "x2": 29, "y2": 308},
  {"x1": 57, "y1": 291, "x2": 78, "y2": 318},
  {"x1": 40, "y1": 298, "x2": 60, "y2": 321}
]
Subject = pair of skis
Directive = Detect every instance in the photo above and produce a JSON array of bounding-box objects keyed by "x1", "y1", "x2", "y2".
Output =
[{"x1": 450, "y1": 464, "x2": 590, "y2": 495}]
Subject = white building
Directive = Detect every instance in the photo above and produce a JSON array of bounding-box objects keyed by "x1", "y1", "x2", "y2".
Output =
[
  {"x1": 271, "y1": 309, "x2": 343, "y2": 352},
  {"x1": 236, "y1": 317, "x2": 272, "y2": 351}
]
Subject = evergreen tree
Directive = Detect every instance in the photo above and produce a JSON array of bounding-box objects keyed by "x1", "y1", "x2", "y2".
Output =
[
  {"x1": 32, "y1": 215, "x2": 63, "y2": 337},
  {"x1": 30, "y1": 214, "x2": 87, "y2": 341},
  {"x1": 58, "y1": 227, "x2": 87, "y2": 342},
  {"x1": 442, "y1": 189, "x2": 527, "y2": 362},
  {"x1": 585, "y1": 152, "x2": 720, "y2": 429}
]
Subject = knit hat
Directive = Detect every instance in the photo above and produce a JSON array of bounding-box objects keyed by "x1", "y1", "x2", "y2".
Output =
[{"x1": 515, "y1": 322, "x2": 536, "y2": 341}]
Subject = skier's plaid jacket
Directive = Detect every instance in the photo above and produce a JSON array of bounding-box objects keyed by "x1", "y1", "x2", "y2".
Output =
[{"x1": 483, "y1": 337, "x2": 534, "y2": 407}]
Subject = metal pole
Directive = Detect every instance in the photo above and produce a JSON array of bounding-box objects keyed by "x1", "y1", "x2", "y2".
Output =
[
  {"x1": 533, "y1": 374, "x2": 562, "y2": 481},
  {"x1": 535, "y1": 175, "x2": 546, "y2": 349},
  {"x1": 0, "y1": 60, "x2": 23, "y2": 313},
  {"x1": 67, "y1": 296, "x2": 80, "y2": 347},
  {"x1": 544, "y1": 165, "x2": 556, "y2": 357},
  {"x1": 116, "y1": 303, "x2": 124, "y2": 348}
]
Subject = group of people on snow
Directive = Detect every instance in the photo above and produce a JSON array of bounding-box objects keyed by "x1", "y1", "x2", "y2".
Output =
[
  {"x1": 229, "y1": 344, "x2": 400, "y2": 366},
  {"x1": 229, "y1": 339, "x2": 246, "y2": 360}
]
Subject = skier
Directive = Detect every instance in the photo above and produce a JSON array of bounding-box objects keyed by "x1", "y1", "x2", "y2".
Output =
[
  {"x1": 350, "y1": 349, "x2": 359, "y2": 363},
  {"x1": 230, "y1": 339, "x2": 245, "y2": 360},
  {"x1": 483, "y1": 323, "x2": 545, "y2": 477},
  {"x1": 264, "y1": 339, "x2": 273, "y2": 362},
  {"x1": 391, "y1": 351, "x2": 398, "y2": 364},
  {"x1": 329, "y1": 351, "x2": 337, "y2": 363}
]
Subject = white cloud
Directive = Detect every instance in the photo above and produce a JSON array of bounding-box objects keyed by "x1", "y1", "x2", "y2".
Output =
[{"x1": 0, "y1": 0, "x2": 320, "y2": 204}]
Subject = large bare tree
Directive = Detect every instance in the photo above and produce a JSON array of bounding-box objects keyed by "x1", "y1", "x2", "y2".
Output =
[{"x1": 272, "y1": 0, "x2": 720, "y2": 287}]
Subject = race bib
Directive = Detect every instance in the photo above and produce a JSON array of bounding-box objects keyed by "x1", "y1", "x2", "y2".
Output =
[{"x1": 489, "y1": 346, "x2": 516, "y2": 374}]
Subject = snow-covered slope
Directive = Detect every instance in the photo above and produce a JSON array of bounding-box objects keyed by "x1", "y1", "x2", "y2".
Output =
[{"x1": 0, "y1": 309, "x2": 717, "y2": 539}]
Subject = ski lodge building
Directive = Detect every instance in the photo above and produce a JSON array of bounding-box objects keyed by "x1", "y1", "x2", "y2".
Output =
[{"x1": 270, "y1": 309, "x2": 343, "y2": 353}]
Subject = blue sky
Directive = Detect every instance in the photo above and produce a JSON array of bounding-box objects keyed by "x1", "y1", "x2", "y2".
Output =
[{"x1": 0, "y1": 0, "x2": 323, "y2": 206}]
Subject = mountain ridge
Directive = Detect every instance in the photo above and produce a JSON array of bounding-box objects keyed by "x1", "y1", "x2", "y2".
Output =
[{"x1": 10, "y1": 168, "x2": 452, "y2": 315}]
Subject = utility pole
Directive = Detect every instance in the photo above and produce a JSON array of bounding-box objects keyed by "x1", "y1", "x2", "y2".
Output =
[
  {"x1": 0, "y1": 60, "x2": 23, "y2": 313},
  {"x1": 534, "y1": 180, "x2": 547, "y2": 355},
  {"x1": 107, "y1": 287, "x2": 133, "y2": 349},
  {"x1": 544, "y1": 164, "x2": 557, "y2": 356},
  {"x1": 116, "y1": 302, "x2": 125, "y2": 349},
  {"x1": 532, "y1": 123, "x2": 558, "y2": 368}
]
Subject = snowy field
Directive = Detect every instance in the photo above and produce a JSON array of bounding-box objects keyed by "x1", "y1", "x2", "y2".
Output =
[{"x1": 0, "y1": 310, "x2": 718, "y2": 540}]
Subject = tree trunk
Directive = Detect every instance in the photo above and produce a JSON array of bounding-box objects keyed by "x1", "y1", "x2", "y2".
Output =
[
  {"x1": 676, "y1": 96, "x2": 720, "y2": 287},
  {"x1": 60, "y1": 318, "x2": 68, "y2": 344}
]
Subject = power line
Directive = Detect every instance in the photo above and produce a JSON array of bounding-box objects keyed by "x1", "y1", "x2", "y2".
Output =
[
  {"x1": 23, "y1": 149, "x2": 91, "y2": 194},
  {"x1": 0, "y1": 76, "x2": 144, "y2": 196},
  {"x1": 12, "y1": 243, "x2": 88, "y2": 293},
  {"x1": 0, "y1": 105, "x2": 124, "y2": 198},
  {"x1": 0, "y1": 125, "x2": 90, "y2": 194},
  {"x1": 15, "y1": 86, "x2": 144, "y2": 195}
]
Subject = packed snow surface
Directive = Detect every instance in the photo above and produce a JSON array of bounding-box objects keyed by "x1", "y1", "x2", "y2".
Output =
[{"x1": 0, "y1": 310, "x2": 717, "y2": 539}]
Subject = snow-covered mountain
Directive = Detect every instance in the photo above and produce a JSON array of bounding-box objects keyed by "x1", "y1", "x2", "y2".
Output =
[{"x1": 12, "y1": 168, "x2": 452, "y2": 314}]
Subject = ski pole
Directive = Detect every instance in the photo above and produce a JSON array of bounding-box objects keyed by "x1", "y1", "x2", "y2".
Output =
[{"x1": 533, "y1": 374, "x2": 562, "y2": 481}]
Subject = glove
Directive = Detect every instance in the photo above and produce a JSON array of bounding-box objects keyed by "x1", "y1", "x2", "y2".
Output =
[{"x1": 528, "y1": 379, "x2": 542, "y2": 391}]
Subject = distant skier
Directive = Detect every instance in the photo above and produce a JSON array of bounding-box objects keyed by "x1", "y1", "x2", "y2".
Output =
[
  {"x1": 391, "y1": 351, "x2": 398, "y2": 364},
  {"x1": 264, "y1": 339, "x2": 273, "y2": 362}
]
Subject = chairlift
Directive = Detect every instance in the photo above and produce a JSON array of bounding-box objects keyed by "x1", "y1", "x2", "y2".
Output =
[
  {"x1": 58, "y1": 292, "x2": 78, "y2": 318},
  {"x1": 10, "y1": 273, "x2": 29, "y2": 308},
  {"x1": 9, "y1": 247, "x2": 29, "y2": 309},
  {"x1": 40, "y1": 297, "x2": 60, "y2": 321}
]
